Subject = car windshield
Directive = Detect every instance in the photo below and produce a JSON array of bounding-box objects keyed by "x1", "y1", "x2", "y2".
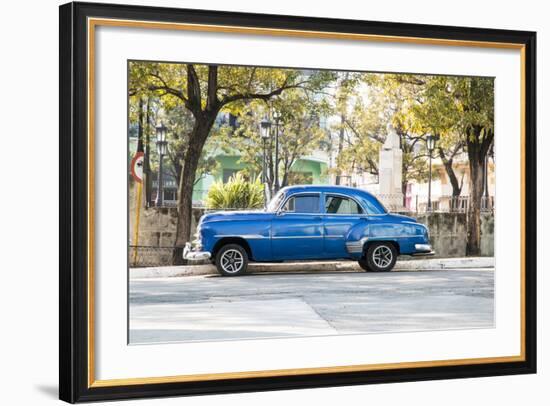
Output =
[{"x1": 266, "y1": 190, "x2": 285, "y2": 212}]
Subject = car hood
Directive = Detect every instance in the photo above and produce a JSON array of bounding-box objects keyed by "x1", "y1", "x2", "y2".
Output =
[{"x1": 200, "y1": 209, "x2": 274, "y2": 224}]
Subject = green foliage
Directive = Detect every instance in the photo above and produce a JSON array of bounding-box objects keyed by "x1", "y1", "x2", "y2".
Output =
[
  {"x1": 332, "y1": 72, "x2": 493, "y2": 193},
  {"x1": 205, "y1": 173, "x2": 264, "y2": 210},
  {"x1": 216, "y1": 87, "x2": 330, "y2": 191},
  {"x1": 128, "y1": 61, "x2": 335, "y2": 191}
]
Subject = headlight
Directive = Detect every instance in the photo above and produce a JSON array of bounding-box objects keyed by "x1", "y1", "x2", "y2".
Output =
[{"x1": 192, "y1": 239, "x2": 203, "y2": 250}]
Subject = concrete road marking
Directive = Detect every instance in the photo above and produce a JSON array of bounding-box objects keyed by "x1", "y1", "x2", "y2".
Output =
[{"x1": 130, "y1": 298, "x2": 338, "y2": 344}]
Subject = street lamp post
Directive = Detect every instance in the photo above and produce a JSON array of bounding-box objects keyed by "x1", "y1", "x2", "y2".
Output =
[
  {"x1": 155, "y1": 122, "x2": 168, "y2": 207},
  {"x1": 260, "y1": 117, "x2": 272, "y2": 206},
  {"x1": 426, "y1": 134, "x2": 437, "y2": 212},
  {"x1": 260, "y1": 117, "x2": 271, "y2": 184},
  {"x1": 272, "y1": 110, "x2": 282, "y2": 193}
]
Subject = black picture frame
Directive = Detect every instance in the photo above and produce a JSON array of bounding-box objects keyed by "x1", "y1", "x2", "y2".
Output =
[{"x1": 59, "y1": 1, "x2": 537, "y2": 403}]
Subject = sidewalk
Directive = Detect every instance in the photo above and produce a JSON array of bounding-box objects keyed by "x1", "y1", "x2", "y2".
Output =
[{"x1": 129, "y1": 257, "x2": 495, "y2": 279}]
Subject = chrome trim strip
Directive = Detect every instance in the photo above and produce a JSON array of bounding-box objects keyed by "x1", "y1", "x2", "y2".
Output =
[
  {"x1": 369, "y1": 235, "x2": 418, "y2": 239},
  {"x1": 214, "y1": 234, "x2": 268, "y2": 239},
  {"x1": 272, "y1": 235, "x2": 324, "y2": 239},
  {"x1": 276, "y1": 213, "x2": 324, "y2": 216}
]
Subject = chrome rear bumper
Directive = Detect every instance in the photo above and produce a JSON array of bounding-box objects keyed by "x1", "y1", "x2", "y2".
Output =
[
  {"x1": 183, "y1": 242, "x2": 211, "y2": 261},
  {"x1": 412, "y1": 243, "x2": 435, "y2": 256}
]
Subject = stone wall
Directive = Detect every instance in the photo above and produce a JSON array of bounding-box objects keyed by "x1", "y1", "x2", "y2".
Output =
[
  {"x1": 129, "y1": 182, "x2": 204, "y2": 249},
  {"x1": 413, "y1": 213, "x2": 494, "y2": 257},
  {"x1": 129, "y1": 206, "x2": 205, "y2": 248},
  {"x1": 128, "y1": 181, "x2": 204, "y2": 266}
]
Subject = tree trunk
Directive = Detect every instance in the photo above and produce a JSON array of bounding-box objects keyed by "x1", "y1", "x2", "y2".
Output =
[
  {"x1": 401, "y1": 181, "x2": 408, "y2": 207},
  {"x1": 173, "y1": 116, "x2": 216, "y2": 264},
  {"x1": 144, "y1": 97, "x2": 153, "y2": 207},
  {"x1": 281, "y1": 167, "x2": 289, "y2": 188},
  {"x1": 136, "y1": 97, "x2": 144, "y2": 152},
  {"x1": 438, "y1": 148, "x2": 462, "y2": 197},
  {"x1": 466, "y1": 159, "x2": 484, "y2": 256},
  {"x1": 465, "y1": 128, "x2": 491, "y2": 256}
]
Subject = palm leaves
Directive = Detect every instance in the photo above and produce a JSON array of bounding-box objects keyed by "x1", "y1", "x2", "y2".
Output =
[{"x1": 205, "y1": 173, "x2": 264, "y2": 209}]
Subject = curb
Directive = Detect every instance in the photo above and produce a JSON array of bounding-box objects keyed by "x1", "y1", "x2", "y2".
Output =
[{"x1": 130, "y1": 257, "x2": 494, "y2": 279}]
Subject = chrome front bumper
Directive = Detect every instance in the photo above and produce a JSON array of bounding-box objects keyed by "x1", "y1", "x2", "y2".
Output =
[
  {"x1": 412, "y1": 243, "x2": 435, "y2": 256},
  {"x1": 182, "y1": 242, "x2": 211, "y2": 261}
]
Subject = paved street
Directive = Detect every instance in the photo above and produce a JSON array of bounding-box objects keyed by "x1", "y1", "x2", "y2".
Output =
[{"x1": 129, "y1": 268, "x2": 494, "y2": 344}]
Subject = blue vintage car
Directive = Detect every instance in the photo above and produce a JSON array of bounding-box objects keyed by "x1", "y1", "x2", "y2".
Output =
[{"x1": 183, "y1": 185, "x2": 433, "y2": 276}]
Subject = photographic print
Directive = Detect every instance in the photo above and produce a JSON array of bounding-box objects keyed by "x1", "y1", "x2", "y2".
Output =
[
  {"x1": 60, "y1": 2, "x2": 535, "y2": 401},
  {"x1": 128, "y1": 61, "x2": 495, "y2": 344}
]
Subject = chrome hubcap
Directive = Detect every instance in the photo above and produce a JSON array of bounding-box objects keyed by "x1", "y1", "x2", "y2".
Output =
[
  {"x1": 372, "y1": 245, "x2": 393, "y2": 268},
  {"x1": 220, "y1": 249, "x2": 244, "y2": 273}
]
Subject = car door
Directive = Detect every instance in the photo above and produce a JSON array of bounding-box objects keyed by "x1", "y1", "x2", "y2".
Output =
[
  {"x1": 323, "y1": 194, "x2": 365, "y2": 258},
  {"x1": 271, "y1": 193, "x2": 324, "y2": 260}
]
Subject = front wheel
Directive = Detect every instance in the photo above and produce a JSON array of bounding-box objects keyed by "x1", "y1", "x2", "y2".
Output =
[
  {"x1": 215, "y1": 244, "x2": 249, "y2": 276},
  {"x1": 357, "y1": 258, "x2": 372, "y2": 272},
  {"x1": 364, "y1": 242, "x2": 397, "y2": 272}
]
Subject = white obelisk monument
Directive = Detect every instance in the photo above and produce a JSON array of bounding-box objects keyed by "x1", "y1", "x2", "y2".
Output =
[{"x1": 378, "y1": 125, "x2": 404, "y2": 211}]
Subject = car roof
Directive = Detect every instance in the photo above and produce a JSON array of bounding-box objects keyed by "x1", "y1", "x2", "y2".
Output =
[
  {"x1": 281, "y1": 185, "x2": 374, "y2": 198},
  {"x1": 278, "y1": 185, "x2": 388, "y2": 214}
]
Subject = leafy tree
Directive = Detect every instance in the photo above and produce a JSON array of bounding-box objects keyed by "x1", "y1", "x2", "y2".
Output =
[
  {"x1": 216, "y1": 88, "x2": 329, "y2": 194},
  {"x1": 404, "y1": 75, "x2": 466, "y2": 197},
  {"x1": 330, "y1": 73, "x2": 362, "y2": 185},
  {"x1": 446, "y1": 76, "x2": 494, "y2": 255},
  {"x1": 335, "y1": 73, "x2": 432, "y2": 196},
  {"x1": 129, "y1": 62, "x2": 335, "y2": 262},
  {"x1": 382, "y1": 74, "x2": 494, "y2": 254}
]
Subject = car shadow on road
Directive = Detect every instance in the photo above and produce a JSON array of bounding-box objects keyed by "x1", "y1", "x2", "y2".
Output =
[{"x1": 203, "y1": 269, "x2": 444, "y2": 278}]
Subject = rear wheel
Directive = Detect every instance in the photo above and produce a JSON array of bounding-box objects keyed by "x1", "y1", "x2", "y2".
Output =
[
  {"x1": 364, "y1": 242, "x2": 397, "y2": 272},
  {"x1": 215, "y1": 244, "x2": 248, "y2": 276}
]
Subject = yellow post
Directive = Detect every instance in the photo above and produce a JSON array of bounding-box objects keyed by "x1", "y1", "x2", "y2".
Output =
[{"x1": 132, "y1": 182, "x2": 143, "y2": 265}]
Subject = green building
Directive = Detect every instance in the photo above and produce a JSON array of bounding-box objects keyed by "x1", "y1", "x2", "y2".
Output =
[{"x1": 192, "y1": 154, "x2": 329, "y2": 204}]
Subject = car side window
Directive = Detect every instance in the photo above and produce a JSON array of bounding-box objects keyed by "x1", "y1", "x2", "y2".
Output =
[
  {"x1": 282, "y1": 194, "x2": 320, "y2": 213},
  {"x1": 325, "y1": 195, "x2": 363, "y2": 214}
]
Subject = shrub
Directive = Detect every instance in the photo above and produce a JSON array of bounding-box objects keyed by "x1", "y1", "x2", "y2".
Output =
[{"x1": 205, "y1": 173, "x2": 264, "y2": 209}]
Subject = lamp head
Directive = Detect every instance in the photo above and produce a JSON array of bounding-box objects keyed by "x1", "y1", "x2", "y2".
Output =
[
  {"x1": 260, "y1": 117, "x2": 272, "y2": 139},
  {"x1": 156, "y1": 122, "x2": 167, "y2": 143}
]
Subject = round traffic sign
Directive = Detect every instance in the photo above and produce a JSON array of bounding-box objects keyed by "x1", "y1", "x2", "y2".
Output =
[{"x1": 131, "y1": 152, "x2": 144, "y2": 183}]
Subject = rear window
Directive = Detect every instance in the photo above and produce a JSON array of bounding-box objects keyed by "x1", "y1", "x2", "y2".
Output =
[
  {"x1": 360, "y1": 195, "x2": 388, "y2": 214},
  {"x1": 325, "y1": 195, "x2": 363, "y2": 214}
]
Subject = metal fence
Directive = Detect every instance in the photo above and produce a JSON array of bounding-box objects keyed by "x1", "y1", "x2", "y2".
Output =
[{"x1": 405, "y1": 195, "x2": 494, "y2": 214}]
